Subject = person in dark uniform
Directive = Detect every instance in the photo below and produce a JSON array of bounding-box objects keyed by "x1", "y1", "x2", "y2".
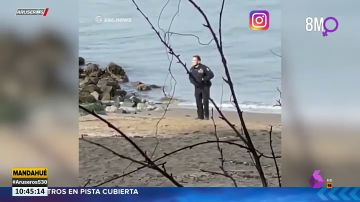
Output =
[{"x1": 189, "y1": 55, "x2": 214, "y2": 120}]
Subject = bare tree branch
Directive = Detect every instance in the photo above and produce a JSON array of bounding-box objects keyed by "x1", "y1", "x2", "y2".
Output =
[
  {"x1": 79, "y1": 105, "x2": 182, "y2": 187},
  {"x1": 274, "y1": 87, "x2": 282, "y2": 107},
  {"x1": 208, "y1": 108, "x2": 238, "y2": 186},
  {"x1": 83, "y1": 179, "x2": 91, "y2": 187},
  {"x1": 151, "y1": 0, "x2": 181, "y2": 159},
  {"x1": 201, "y1": 169, "x2": 239, "y2": 185},
  {"x1": 91, "y1": 139, "x2": 250, "y2": 187},
  {"x1": 269, "y1": 126, "x2": 281, "y2": 187},
  {"x1": 80, "y1": 138, "x2": 151, "y2": 167},
  {"x1": 219, "y1": 0, "x2": 225, "y2": 48},
  {"x1": 209, "y1": 98, "x2": 248, "y2": 145},
  {"x1": 186, "y1": 0, "x2": 267, "y2": 186},
  {"x1": 166, "y1": 31, "x2": 213, "y2": 45},
  {"x1": 270, "y1": 49, "x2": 282, "y2": 58}
]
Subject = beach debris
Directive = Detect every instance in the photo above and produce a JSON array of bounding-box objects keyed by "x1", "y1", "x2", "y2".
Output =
[
  {"x1": 136, "y1": 103, "x2": 146, "y2": 111},
  {"x1": 119, "y1": 107, "x2": 136, "y2": 114},
  {"x1": 129, "y1": 95, "x2": 142, "y2": 107},
  {"x1": 146, "y1": 103, "x2": 157, "y2": 111},
  {"x1": 135, "y1": 102, "x2": 157, "y2": 111},
  {"x1": 121, "y1": 109, "x2": 129, "y2": 114},
  {"x1": 105, "y1": 105, "x2": 118, "y2": 113}
]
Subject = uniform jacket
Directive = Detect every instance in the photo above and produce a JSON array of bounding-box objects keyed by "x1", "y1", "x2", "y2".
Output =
[{"x1": 189, "y1": 64, "x2": 214, "y2": 88}]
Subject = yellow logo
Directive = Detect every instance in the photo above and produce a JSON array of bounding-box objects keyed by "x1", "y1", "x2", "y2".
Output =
[{"x1": 12, "y1": 168, "x2": 48, "y2": 179}]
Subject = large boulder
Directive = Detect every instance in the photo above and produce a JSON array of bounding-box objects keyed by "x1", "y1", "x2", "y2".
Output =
[
  {"x1": 80, "y1": 76, "x2": 98, "y2": 88},
  {"x1": 107, "y1": 62, "x2": 126, "y2": 76},
  {"x1": 99, "y1": 71, "x2": 111, "y2": 79},
  {"x1": 79, "y1": 91, "x2": 97, "y2": 103},
  {"x1": 79, "y1": 57, "x2": 85, "y2": 66},
  {"x1": 97, "y1": 78, "x2": 120, "y2": 90},
  {"x1": 89, "y1": 70, "x2": 101, "y2": 78},
  {"x1": 117, "y1": 74, "x2": 129, "y2": 83},
  {"x1": 107, "y1": 62, "x2": 129, "y2": 83},
  {"x1": 101, "y1": 86, "x2": 113, "y2": 101},
  {"x1": 85, "y1": 63, "x2": 99, "y2": 75},
  {"x1": 79, "y1": 72, "x2": 86, "y2": 79},
  {"x1": 88, "y1": 76, "x2": 99, "y2": 85},
  {"x1": 79, "y1": 57, "x2": 86, "y2": 78},
  {"x1": 82, "y1": 84, "x2": 101, "y2": 93}
]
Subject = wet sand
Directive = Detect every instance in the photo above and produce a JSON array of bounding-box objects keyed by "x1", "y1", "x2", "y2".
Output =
[{"x1": 79, "y1": 107, "x2": 281, "y2": 187}]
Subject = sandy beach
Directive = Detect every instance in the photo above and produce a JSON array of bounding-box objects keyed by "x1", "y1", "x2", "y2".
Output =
[{"x1": 79, "y1": 107, "x2": 281, "y2": 187}]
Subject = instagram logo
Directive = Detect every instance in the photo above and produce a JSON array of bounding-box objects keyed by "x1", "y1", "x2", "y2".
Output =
[{"x1": 249, "y1": 10, "x2": 269, "y2": 30}]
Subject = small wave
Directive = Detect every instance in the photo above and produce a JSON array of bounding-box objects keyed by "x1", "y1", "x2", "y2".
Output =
[{"x1": 178, "y1": 102, "x2": 281, "y2": 114}]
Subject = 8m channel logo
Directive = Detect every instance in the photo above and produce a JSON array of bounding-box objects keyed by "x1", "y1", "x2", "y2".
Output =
[{"x1": 305, "y1": 16, "x2": 339, "y2": 37}]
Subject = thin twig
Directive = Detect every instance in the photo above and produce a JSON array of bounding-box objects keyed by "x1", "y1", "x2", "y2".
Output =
[
  {"x1": 270, "y1": 49, "x2": 282, "y2": 58},
  {"x1": 210, "y1": 108, "x2": 238, "y2": 187},
  {"x1": 91, "y1": 139, "x2": 249, "y2": 187},
  {"x1": 269, "y1": 126, "x2": 281, "y2": 187},
  {"x1": 83, "y1": 179, "x2": 91, "y2": 187},
  {"x1": 151, "y1": 0, "x2": 181, "y2": 158},
  {"x1": 274, "y1": 87, "x2": 282, "y2": 107},
  {"x1": 219, "y1": 0, "x2": 225, "y2": 48},
  {"x1": 166, "y1": 31, "x2": 213, "y2": 45},
  {"x1": 80, "y1": 138, "x2": 150, "y2": 167}
]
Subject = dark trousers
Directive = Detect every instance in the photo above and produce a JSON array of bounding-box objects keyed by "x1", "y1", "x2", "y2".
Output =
[{"x1": 195, "y1": 86, "x2": 210, "y2": 119}]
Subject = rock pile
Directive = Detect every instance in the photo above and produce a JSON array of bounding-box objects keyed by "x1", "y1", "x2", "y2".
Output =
[
  {"x1": 79, "y1": 57, "x2": 161, "y2": 115},
  {"x1": 79, "y1": 62, "x2": 128, "y2": 103}
]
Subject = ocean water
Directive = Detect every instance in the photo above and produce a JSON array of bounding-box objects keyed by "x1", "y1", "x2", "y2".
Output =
[{"x1": 79, "y1": 0, "x2": 281, "y2": 113}]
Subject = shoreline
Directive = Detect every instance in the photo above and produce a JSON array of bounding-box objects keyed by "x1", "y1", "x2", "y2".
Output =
[{"x1": 79, "y1": 105, "x2": 281, "y2": 138}]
